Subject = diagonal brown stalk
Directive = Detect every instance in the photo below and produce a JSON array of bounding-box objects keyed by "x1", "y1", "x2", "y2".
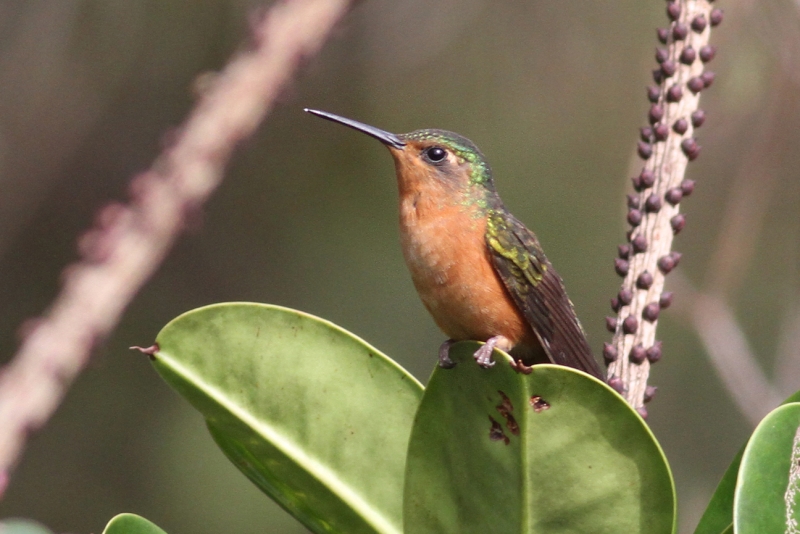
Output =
[{"x1": 0, "y1": 0, "x2": 352, "y2": 495}]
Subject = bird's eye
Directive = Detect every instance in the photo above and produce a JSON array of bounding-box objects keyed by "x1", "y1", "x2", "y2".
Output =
[{"x1": 423, "y1": 146, "x2": 447, "y2": 163}]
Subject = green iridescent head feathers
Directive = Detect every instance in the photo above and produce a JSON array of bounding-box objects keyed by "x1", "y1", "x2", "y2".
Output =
[
  {"x1": 400, "y1": 129, "x2": 495, "y2": 190},
  {"x1": 304, "y1": 109, "x2": 496, "y2": 192}
]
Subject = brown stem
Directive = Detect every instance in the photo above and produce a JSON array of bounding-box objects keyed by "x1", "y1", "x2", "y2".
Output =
[
  {"x1": 0, "y1": 0, "x2": 351, "y2": 495},
  {"x1": 606, "y1": 0, "x2": 720, "y2": 414},
  {"x1": 668, "y1": 272, "x2": 782, "y2": 425},
  {"x1": 704, "y1": 74, "x2": 791, "y2": 297}
]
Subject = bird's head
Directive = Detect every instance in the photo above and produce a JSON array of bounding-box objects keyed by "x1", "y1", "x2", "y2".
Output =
[{"x1": 305, "y1": 109, "x2": 497, "y2": 203}]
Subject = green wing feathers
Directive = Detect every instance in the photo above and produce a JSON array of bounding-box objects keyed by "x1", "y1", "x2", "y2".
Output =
[{"x1": 486, "y1": 212, "x2": 603, "y2": 379}]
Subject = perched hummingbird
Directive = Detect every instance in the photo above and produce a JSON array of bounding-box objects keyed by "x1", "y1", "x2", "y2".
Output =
[{"x1": 305, "y1": 109, "x2": 603, "y2": 379}]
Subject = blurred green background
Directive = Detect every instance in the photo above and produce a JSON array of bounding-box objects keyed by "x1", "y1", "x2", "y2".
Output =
[{"x1": 0, "y1": 1, "x2": 797, "y2": 532}]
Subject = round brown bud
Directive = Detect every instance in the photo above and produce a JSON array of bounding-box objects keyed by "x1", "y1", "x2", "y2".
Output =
[
  {"x1": 665, "y1": 187, "x2": 683, "y2": 205},
  {"x1": 630, "y1": 344, "x2": 646, "y2": 364},
  {"x1": 654, "y1": 123, "x2": 669, "y2": 141},
  {"x1": 615, "y1": 258, "x2": 630, "y2": 276},
  {"x1": 667, "y1": 84, "x2": 683, "y2": 102},
  {"x1": 673, "y1": 118, "x2": 688, "y2": 135},
  {"x1": 637, "y1": 271, "x2": 654, "y2": 289},
  {"x1": 603, "y1": 343, "x2": 618, "y2": 363},
  {"x1": 658, "y1": 255, "x2": 675, "y2": 274},
  {"x1": 643, "y1": 302, "x2": 660, "y2": 322},
  {"x1": 691, "y1": 15, "x2": 707, "y2": 32},
  {"x1": 710, "y1": 8, "x2": 723, "y2": 26},
  {"x1": 645, "y1": 193, "x2": 662, "y2": 212},
  {"x1": 640, "y1": 169, "x2": 655, "y2": 188},
  {"x1": 646, "y1": 341, "x2": 663, "y2": 363},
  {"x1": 681, "y1": 138, "x2": 701, "y2": 160},
  {"x1": 671, "y1": 213, "x2": 687, "y2": 234},
  {"x1": 638, "y1": 141, "x2": 653, "y2": 159},
  {"x1": 687, "y1": 77, "x2": 705, "y2": 94},
  {"x1": 623, "y1": 315, "x2": 639, "y2": 334},
  {"x1": 666, "y1": 2, "x2": 681, "y2": 21},
  {"x1": 649, "y1": 104, "x2": 664, "y2": 124},
  {"x1": 680, "y1": 47, "x2": 696, "y2": 65},
  {"x1": 632, "y1": 235, "x2": 648, "y2": 253},
  {"x1": 692, "y1": 110, "x2": 706, "y2": 127},
  {"x1": 608, "y1": 377, "x2": 625, "y2": 393},
  {"x1": 699, "y1": 45, "x2": 717, "y2": 63},
  {"x1": 618, "y1": 288, "x2": 633, "y2": 305},
  {"x1": 672, "y1": 23, "x2": 688, "y2": 41}
]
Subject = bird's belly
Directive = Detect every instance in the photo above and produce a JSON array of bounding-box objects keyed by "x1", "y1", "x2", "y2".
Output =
[{"x1": 399, "y1": 207, "x2": 530, "y2": 345}]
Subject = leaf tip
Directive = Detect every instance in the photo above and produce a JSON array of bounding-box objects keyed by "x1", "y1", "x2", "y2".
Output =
[{"x1": 130, "y1": 344, "x2": 159, "y2": 360}]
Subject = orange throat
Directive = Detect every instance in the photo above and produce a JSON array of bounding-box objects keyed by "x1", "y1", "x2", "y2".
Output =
[{"x1": 394, "y1": 168, "x2": 533, "y2": 350}]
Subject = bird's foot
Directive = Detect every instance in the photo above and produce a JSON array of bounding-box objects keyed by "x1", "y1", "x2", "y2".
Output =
[
  {"x1": 473, "y1": 335, "x2": 513, "y2": 369},
  {"x1": 438, "y1": 339, "x2": 457, "y2": 369},
  {"x1": 473, "y1": 340, "x2": 499, "y2": 368}
]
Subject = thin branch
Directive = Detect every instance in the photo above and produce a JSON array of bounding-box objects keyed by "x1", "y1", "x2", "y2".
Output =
[
  {"x1": 704, "y1": 74, "x2": 790, "y2": 296},
  {"x1": 606, "y1": 0, "x2": 720, "y2": 414},
  {"x1": 669, "y1": 272, "x2": 782, "y2": 425},
  {"x1": 0, "y1": 0, "x2": 351, "y2": 495},
  {"x1": 670, "y1": 73, "x2": 796, "y2": 422}
]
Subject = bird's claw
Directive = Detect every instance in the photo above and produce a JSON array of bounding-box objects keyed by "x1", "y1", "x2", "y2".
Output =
[
  {"x1": 473, "y1": 344, "x2": 496, "y2": 368},
  {"x1": 438, "y1": 339, "x2": 457, "y2": 369},
  {"x1": 439, "y1": 354, "x2": 457, "y2": 369}
]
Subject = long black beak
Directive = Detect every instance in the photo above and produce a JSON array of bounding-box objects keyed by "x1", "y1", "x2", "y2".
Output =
[{"x1": 304, "y1": 109, "x2": 406, "y2": 149}]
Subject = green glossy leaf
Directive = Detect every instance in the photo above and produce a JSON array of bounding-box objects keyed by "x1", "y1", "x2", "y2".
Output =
[
  {"x1": 692, "y1": 448, "x2": 742, "y2": 534},
  {"x1": 152, "y1": 303, "x2": 424, "y2": 534},
  {"x1": 783, "y1": 390, "x2": 800, "y2": 405},
  {"x1": 734, "y1": 402, "x2": 800, "y2": 534},
  {"x1": 103, "y1": 513, "x2": 168, "y2": 534},
  {"x1": 404, "y1": 343, "x2": 675, "y2": 533},
  {"x1": 694, "y1": 390, "x2": 800, "y2": 534}
]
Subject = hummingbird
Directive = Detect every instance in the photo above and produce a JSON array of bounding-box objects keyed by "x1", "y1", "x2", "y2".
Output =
[{"x1": 305, "y1": 109, "x2": 603, "y2": 380}]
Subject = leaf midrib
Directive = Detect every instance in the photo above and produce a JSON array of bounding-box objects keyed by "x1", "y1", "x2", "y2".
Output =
[{"x1": 159, "y1": 351, "x2": 403, "y2": 534}]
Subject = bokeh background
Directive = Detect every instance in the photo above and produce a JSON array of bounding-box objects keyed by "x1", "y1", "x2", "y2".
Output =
[{"x1": 0, "y1": 1, "x2": 797, "y2": 532}]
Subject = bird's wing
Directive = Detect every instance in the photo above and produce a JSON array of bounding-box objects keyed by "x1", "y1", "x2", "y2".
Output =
[{"x1": 485, "y1": 211, "x2": 603, "y2": 379}]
